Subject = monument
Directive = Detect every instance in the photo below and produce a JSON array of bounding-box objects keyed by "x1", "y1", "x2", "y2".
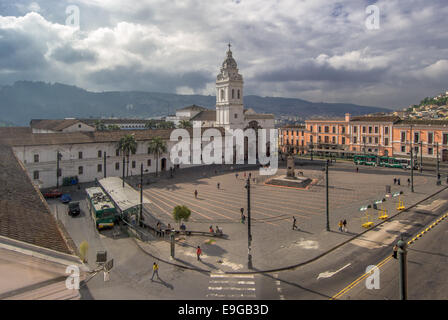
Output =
[{"x1": 266, "y1": 154, "x2": 312, "y2": 188}]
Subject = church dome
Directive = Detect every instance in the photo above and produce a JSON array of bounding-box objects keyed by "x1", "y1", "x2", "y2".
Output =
[{"x1": 222, "y1": 45, "x2": 238, "y2": 69}]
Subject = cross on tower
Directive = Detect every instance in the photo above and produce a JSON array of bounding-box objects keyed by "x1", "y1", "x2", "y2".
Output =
[{"x1": 228, "y1": 42, "x2": 232, "y2": 51}]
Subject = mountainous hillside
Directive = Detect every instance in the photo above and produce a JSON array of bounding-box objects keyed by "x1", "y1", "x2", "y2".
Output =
[{"x1": 0, "y1": 81, "x2": 392, "y2": 125}]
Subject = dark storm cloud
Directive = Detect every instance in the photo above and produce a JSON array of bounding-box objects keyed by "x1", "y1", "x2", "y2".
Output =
[{"x1": 50, "y1": 45, "x2": 97, "y2": 64}]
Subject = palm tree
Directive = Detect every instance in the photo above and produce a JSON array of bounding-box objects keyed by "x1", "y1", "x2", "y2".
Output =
[
  {"x1": 95, "y1": 120, "x2": 106, "y2": 131},
  {"x1": 148, "y1": 136, "x2": 167, "y2": 176},
  {"x1": 145, "y1": 119, "x2": 158, "y2": 129},
  {"x1": 117, "y1": 134, "x2": 137, "y2": 177},
  {"x1": 178, "y1": 120, "x2": 192, "y2": 129}
]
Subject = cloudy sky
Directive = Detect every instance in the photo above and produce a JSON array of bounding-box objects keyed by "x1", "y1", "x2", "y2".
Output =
[{"x1": 0, "y1": 0, "x2": 447, "y2": 109}]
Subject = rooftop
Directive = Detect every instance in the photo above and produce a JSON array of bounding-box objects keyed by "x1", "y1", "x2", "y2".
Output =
[
  {"x1": 0, "y1": 144, "x2": 73, "y2": 255},
  {"x1": 30, "y1": 119, "x2": 90, "y2": 131}
]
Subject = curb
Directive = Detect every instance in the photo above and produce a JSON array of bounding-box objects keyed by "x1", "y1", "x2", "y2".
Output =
[{"x1": 132, "y1": 186, "x2": 448, "y2": 275}]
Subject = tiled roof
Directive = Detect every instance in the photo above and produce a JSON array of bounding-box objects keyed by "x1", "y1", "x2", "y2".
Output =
[
  {"x1": 177, "y1": 105, "x2": 208, "y2": 112},
  {"x1": 350, "y1": 116, "x2": 400, "y2": 123},
  {"x1": 0, "y1": 127, "x2": 225, "y2": 147},
  {"x1": 0, "y1": 144, "x2": 72, "y2": 254},
  {"x1": 81, "y1": 118, "x2": 153, "y2": 125},
  {"x1": 30, "y1": 119, "x2": 90, "y2": 131},
  {"x1": 245, "y1": 113, "x2": 275, "y2": 120},
  {"x1": 190, "y1": 110, "x2": 217, "y2": 121},
  {"x1": 396, "y1": 119, "x2": 448, "y2": 126}
]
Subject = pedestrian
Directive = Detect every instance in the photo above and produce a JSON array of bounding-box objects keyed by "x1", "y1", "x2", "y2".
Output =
[
  {"x1": 356, "y1": 167, "x2": 359, "y2": 173},
  {"x1": 151, "y1": 262, "x2": 159, "y2": 281},
  {"x1": 397, "y1": 178, "x2": 401, "y2": 186},
  {"x1": 393, "y1": 177, "x2": 397, "y2": 185},
  {"x1": 393, "y1": 244, "x2": 398, "y2": 259},
  {"x1": 407, "y1": 178, "x2": 410, "y2": 187},
  {"x1": 235, "y1": 173, "x2": 239, "y2": 179},
  {"x1": 343, "y1": 219, "x2": 347, "y2": 232},
  {"x1": 217, "y1": 182, "x2": 220, "y2": 189},
  {"x1": 249, "y1": 172, "x2": 252, "y2": 179},
  {"x1": 338, "y1": 220, "x2": 343, "y2": 232},
  {"x1": 196, "y1": 246, "x2": 202, "y2": 261},
  {"x1": 244, "y1": 172, "x2": 246, "y2": 178},
  {"x1": 292, "y1": 216, "x2": 298, "y2": 230},
  {"x1": 209, "y1": 225, "x2": 214, "y2": 233},
  {"x1": 194, "y1": 189, "x2": 198, "y2": 199}
]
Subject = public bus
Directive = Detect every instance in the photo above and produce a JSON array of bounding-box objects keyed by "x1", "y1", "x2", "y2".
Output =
[
  {"x1": 354, "y1": 155, "x2": 417, "y2": 169},
  {"x1": 353, "y1": 154, "x2": 378, "y2": 166},
  {"x1": 85, "y1": 187, "x2": 118, "y2": 230}
]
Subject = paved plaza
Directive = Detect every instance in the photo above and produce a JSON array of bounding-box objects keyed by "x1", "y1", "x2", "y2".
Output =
[{"x1": 139, "y1": 160, "x2": 445, "y2": 271}]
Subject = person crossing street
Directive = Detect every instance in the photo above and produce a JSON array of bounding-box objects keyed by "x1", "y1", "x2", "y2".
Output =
[
  {"x1": 196, "y1": 246, "x2": 202, "y2": 261},
  {"x1": 151, "y1": 262, "x2": 159, "y2": 281},
  {"x1": 292, "y1": 216, "x2": 298, "y2": 230}
]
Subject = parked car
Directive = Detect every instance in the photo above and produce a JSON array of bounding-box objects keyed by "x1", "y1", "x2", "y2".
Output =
[
  {"x1": 60, "y1": 194, "x2": 72, "y2": 203},
  {"x1": 68, "y1": 201, "x2": 80, "y2": 217},
  {"x1": 42, "y1": 189, "x2": 63, "y2": 199}
]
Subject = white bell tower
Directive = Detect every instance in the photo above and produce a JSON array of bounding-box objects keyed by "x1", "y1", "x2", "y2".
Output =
[{"x1": 216, "y1": 43, "x2": 244, "y2": 130}]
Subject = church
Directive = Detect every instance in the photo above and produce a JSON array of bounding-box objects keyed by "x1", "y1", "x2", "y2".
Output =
[{"x1": 172, "y1": 44, "x2": 275, "y2": 131}]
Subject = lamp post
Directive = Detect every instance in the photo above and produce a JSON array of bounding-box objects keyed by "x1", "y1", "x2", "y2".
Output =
[
  {"x1": 410, "y1": 125, "x2": 414, "y2": 193},
  {"x1": 436, "y1": 142, "x2": 440, "y2": 185},
  {"x1": 103, "y1": 151, "x2": 107, "y2": 178},
  {"x1": 245, "y1": 178, "x2": 253, "y2": 269},
  {"x1": 419, "y1": 141, "x2": 423, "y2": 173},
  {"x1": 56, "y1": 151, "x2": 62, "y2": 189},
  {"x1": 325, "y1": 162, "x2": 330, "y2": 231},
  {"x1": 122, "y1": 156, "x2": 125, "y2": 188},
  {"x1": 140, "y1": 163, "x2": 144, "y2": 223},
  {"x1": 397, "y1": 238, "x2": 408, "y2": 300}
]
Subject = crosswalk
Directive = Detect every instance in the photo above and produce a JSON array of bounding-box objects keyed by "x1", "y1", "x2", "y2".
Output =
[{"x1": 206, "y1": 273, "x2": 257, "y2": 299}]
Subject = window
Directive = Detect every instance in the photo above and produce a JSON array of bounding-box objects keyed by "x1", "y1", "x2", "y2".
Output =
[
  {"x1": 414, "y1": 132, "x2": 419, "y2": 143},
  {"x1": 116, "y1": 149, "x2": 120, "y2": 156},
  {"x1": 220, "y1": 89, "x2": 225, "y2": 101},
  {"x1": 375, "y1": 137, "x2": 379, "y2": 144},
  {"x1": 301, "y1": 131, "x2": 304, "y2": 136},
  {"x1": 115, "y1": 162, "x2": 120, "y2": 170},
  {"x1": 353, "y1": 136, "x2": 357, "y2": 144},
  {"x1": 428, "y1": 132, "x2": 434, "y2": 144},
  {"x1": 332, "y1": 126, "x2": 336, "y2": 134},
  {"x1": 443, "y1": 133, "x2": 448, "y2": 145},
  {"x1": 342, "y1": 137, "x2": 346, "y2": 144},
  {"x1": 341, "y1": 127, "x2": 345, "y2": 134},
  {"x1": 132, "y1": 161, "x2": 136, "y2": 169},
  {"x1": 78, "y1": 124, "x2": 82, "y2": 128},
  {"x1": 353, "y1": 126, "x2": 357, "y2": 133},
  {"x1": 147, "y1": 159, "x2": 151, "y2": 166},
  {"x1": 385, "y1": 127, "x2": 389, "y2": 135},
  {"x1": 78, "y1": 166, "x2": 83, "y2": 175},
  {"x1": 237, "y1": 90, "x2": 240, "y2": 99},
  {"x1": 414, "y1": 146, "x2": 419, "y2": 154},
  {"x1": 234, "y1": 114, "x2": 238, "y2": 119},
  {"x1": 332, "y1": 136, "x2": 336, "y2": 144},
  {"x1": 318, "y1": 126, "x2": 322, "y2": 133},
  {"x1": 362, "y1": 126, "x2": 366, "y2": 133},
  {"x1": 428, "y1": 147, "x2": 433, "y2": 155},
  {"x1": 324, "y1": 136, "x2": 329, "y2": 143},
  {"x1": 79, "y1": 151, "x2": 83, "y2": 159},
  {"x1": 310, "y1": 136, "x2": 313, "y2": 143},
  {"x1": 363, "y1": 137, "x2": 366, "y2": 143},
  {"x1": 401, "y1": 131, "x2": 406, "y2": 143},
  {"x1": 324, "y1": 126, "x2": 329, "y2": 133},
  {"x1": 34, "y1": 154, "x2": 39, "y2": 163},
  {"x1": 374, "y1": 126, "x2": 379, "y2": 134},
  {"x1": 33, "y1": 171, "x2": 39, "y2": 180},
  {"x1": 368, "y1": 137, "x2": 372, "y2": 144},
  {"x1": 368, "y1": 126, "x2": 373, "y2": 134},
  {"x1": 401, "y1": 145, "x2": 406, "y2": 152},
  {"x1": 384, "y1": 138, "x2": 389, "y2": 146},
  {"x1": 98, "y1": 150, "x2": 102, "y2": 158},
  {"x1": 310, "y1": 125, "x2": 313, "y2": 132},
  {"x1": 232, "y1": 89, "x2": 235, "y2": 99},
  {"x1": 97, "y1": 164, "x2": 102, "y2": 172}
]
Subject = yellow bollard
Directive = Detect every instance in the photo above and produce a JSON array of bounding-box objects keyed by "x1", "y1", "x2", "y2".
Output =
[
  {"x1": 397, "y1": 196, "x2": 405, "y2": 211},
  {"x1": 362, "y1": 211, "x2": 374, "y2": 228}
]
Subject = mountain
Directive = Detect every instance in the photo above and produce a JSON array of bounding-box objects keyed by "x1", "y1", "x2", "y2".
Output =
[{"x1": 0, "y1": 81, "x2": 392, "y2": 125}]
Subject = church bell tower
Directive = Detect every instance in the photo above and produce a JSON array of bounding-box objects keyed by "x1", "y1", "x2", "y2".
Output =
[{"x1": 216, "y1": 44, "x2": 244, "y2": 130}]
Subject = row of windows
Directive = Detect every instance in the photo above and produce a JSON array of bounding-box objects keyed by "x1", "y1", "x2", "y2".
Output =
[
  {"x1": 220, "y1": 88, "x2": 241, "y2": 101},
  {"x1": 33, "y1": 159, "x2": 154, "y2": 180}
]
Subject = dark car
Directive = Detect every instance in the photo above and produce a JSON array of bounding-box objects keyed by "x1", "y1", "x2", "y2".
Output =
[
  {"x1": 42, "y1": 189, "x2": 63, "y2": 199},
  {"x1": 68, "y1": 201, "x2": 80, "y2": 217}
]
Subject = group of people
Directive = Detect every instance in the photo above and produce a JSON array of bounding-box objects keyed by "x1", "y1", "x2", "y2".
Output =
[
  {"x1": 209, "y1": 225, "x2": 223, "y2": 235},
  {"x1": 338, "y1": 219, "x2": 348, "y2": 232}
]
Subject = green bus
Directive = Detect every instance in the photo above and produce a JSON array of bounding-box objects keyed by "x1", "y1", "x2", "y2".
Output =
[
  {"x1": 353, "y1": 154, "x2": 378, "y2": 166},
  {"x1": 86, "y1": 187, "x2": 118, "y2": 230}
]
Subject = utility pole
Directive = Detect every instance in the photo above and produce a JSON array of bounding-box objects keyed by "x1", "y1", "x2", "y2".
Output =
[
  {"x1": 325, "y1": 162, "x2": 330, "y2": 231},
  {"x1": 410, "y1": 125, "x2": 414, "y2": 193},
  {"x1": 140, "y1": 163, "x2": 143, "y2": 223},
  {"x1": 419, "y1": 141, "x2": 423, "y2": 173},
  {"x1": 122, "y1": 156, "x2": 125, "y2": 188},
  {"x1": 103, "y1": 151, "x2": 107, "y2": 178},
  {"x1": 56, "y1": 151, "x2": 62, "y2": 189},
  {"x1": 436, "y1": 142, "x2": 441, "y2": 185},
  {"x1": 397, "y1": 238, "x2": 408, "y2": 300},
  {"x1": 245, "y1": 178, "x2": 253, "y2": 269}
]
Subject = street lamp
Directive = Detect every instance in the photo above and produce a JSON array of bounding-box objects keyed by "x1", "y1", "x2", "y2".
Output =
[
  {"x1": 409, "y1": 125, "x2": 414, "y2": 193},
  {"x1": 325, "y1": 162, "x2": 330, "y2": 231},
  {"x1": 244, "y1": 178, "x2": 253, "y2": 269},
  {"x1": 397, "y1": 238, "x2": 408, "y2": 300},
  {"x1": 56, "y1": 151, "x2": 62, "y2": 189}
]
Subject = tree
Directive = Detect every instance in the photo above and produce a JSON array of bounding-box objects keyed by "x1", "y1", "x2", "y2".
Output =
[
  {"x1": 172, "y1": 205, "x2": 191, "y2": 227},
  {"x1": 178, "y1": 120, "x2": 192, "y2": 129},
  {"x1": 117, "y1": 134, "x2": 137, "y2": 177},
  {"x1": 107, "y1": 124, "x2": 121, "y2": 130},
  {"x1": 156, "y1": 121, "x2": 175, "y2": 129},
  {"x1": 95, "y1": 120, "x2": 106, "y2": 131},
  {"x1": 145, "y1": 119, "x2": 158, "y2": 129},
  {"x1": 148, "y1": 136, "x2": 167, "y2": 176}
]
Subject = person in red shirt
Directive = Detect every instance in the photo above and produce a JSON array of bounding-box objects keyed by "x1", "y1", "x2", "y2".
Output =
[{"x1": 196, "y1": 246, "x2": 202, "y2": 261}]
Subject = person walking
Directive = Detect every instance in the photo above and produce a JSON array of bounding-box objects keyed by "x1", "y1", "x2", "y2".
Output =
[
  {"x1": 235, "y1": 173, "x2": 239, "y2": 179},
  {"x1": 151, "y1": 262, "x2": 159, "y2": 281},
  {"x1": 356, "y1": 167, "x2": 359, "y2": 173},
  {"x1": 196, "y1": 246, "x2": 202, "y2": 261},
  {"x1": 240, "y1": 208, "x2": 245, "y2": 224},
  {"x1": 342, "y1": 219, "x2": 347, "y2": 232},
  {"x1": 397, "y1": 178, "x2": 401, "y2": 186},
  {"x1": 392, "y1": 244, "x2": 398, "y2": 259},
  {"x1": 338, "y1": 220, "x2": 343, "y2": 232},
  {"x1": 217, "y1": 182, "x2": 220, "y2": 189},
  {"x1": 393, "y1": 177, "x2": 397, "y2": 185},
  {"x1": 292, "y1": 216, "x2": 298, "y2": 230},
  {"x1": 194, "y1": 189, "x2": 198, "y2": 199},
  {"x1": 407, "y1": 178, "x2": 411, "y2": 187}
]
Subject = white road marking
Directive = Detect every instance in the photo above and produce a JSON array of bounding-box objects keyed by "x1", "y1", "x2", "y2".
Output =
[
  {"x1": 208, "y1": 287, "x2": 256, "y2": 291},
  {"x1": 317, "y1": 263, "x2": 351, "y2": 280},
  {"x1": 210, "y1": 274, "x2": 254, "y2": 279},
  {"x1": 209, "y1": 280, "x2": 255, "y2": 285}
]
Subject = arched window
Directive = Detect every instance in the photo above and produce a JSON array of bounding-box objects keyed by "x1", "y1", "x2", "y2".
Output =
[
  {"x1": 237, "y1": 89, "x2": 240, "y2": 99},
  {"x1": 232, "y1": 89, "x2": 235, "y2": 99},
  {"x1": 220, "y1": 89, "x2": 225, "y2": 101}
]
